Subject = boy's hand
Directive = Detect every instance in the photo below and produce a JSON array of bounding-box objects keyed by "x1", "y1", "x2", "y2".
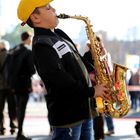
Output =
[{"x1": 94, "y1": 84, "x2": 109, "y2": 100}]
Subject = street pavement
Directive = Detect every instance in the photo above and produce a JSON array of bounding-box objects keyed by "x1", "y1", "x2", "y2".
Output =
[{"x1": 1, "y1": 100, "x2": 140, "y2": 140}]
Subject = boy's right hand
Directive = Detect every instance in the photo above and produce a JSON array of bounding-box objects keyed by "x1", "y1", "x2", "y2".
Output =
[{"x1": 94, "y1": 84, "x2": 109, "y2": 100}]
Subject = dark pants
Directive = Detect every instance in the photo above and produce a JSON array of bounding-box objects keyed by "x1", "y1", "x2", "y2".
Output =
[
  {"x1": 105, "y1": 116, "x2": 114, "y2": 132},
  {"x1": 14, "y1": 89, "x2": 29, "y2": 136},
  {"x1": 0, "y1": 89, "x2": 17, "y2": 131},
  {"x1": 129, "y1": 91, "x2": 138, "y2": 110},
  {"x1": 93, "y1": 114, "x2": 104, "y2": 140}
]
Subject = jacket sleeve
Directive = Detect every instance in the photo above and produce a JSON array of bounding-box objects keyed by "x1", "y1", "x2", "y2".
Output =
[{"x1": 33, "y1": 43, "x2": 95, "y2": 98}]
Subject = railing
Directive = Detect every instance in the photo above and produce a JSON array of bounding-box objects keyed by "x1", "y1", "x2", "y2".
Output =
[{"x1": 127, "y1": 85, "x2": 140, "y2": 91}]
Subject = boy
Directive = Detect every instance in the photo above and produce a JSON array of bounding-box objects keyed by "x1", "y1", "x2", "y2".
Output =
[{"x1": 17, "y1": 0, "x2": 108, "y2": 139}]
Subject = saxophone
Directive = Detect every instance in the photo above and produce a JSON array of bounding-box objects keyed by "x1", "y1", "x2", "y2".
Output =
[{"x1": 57, "y1": 14, "x2": 130, "y2": 118}]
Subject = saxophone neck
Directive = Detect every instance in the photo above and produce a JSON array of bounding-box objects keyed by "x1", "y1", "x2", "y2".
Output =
[{"x1": 57, "y1": 13, "x2": 90, "y2": 24}]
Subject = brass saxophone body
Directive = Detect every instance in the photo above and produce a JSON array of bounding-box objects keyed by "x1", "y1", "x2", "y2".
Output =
[{"x1": 57, "y1": 14, "x2": 130, "y2": 118}]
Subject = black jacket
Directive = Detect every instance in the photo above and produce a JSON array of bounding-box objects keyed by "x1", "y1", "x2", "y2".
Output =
[
  {"x1": 0, "y1": 48, "x2": 8, "y2": 89},
  {"x1": 13, "y1": 44, "x2": 35, "y2": 91},
  {"x1": 32, "y1": 27, "x2": 95, "y2": 126}
]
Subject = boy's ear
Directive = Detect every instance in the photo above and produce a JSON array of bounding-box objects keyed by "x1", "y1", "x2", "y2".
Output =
[{"x1": 30, "y1": 13, "x2": 40, "y2": 23}]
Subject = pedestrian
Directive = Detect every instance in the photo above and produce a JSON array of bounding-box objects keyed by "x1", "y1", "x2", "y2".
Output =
[
  {"x1": 17, "y1": 1, "x2": 108, "y2": 140},
  {"x1": 11, "y1": 32, "x2": 35, "y2": 140},
  {"x1": 0, "y1": 40, "x2": 18, "y2": 135},
  {"x1": 128, "y1": 69, "x2": 140, "y2": 112},
  {"x1": 104, "y1": 116, "x2": 115, "y2": 136},
  {"x1": 83, "y1": 38, "x2": 105, "y2": 140}
]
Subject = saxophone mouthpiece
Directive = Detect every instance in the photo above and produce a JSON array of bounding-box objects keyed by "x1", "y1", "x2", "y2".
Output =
[{"x1": 57, "y1": 14, "x2": 70, "y2": 19}]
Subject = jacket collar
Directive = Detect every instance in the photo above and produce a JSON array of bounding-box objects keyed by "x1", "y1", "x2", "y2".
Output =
[
  {"x1": 34, "y1": 27, "x2": 55, "y2": 36},
  {"x1": 34, "y1": 27, "x2": 76, "y2": 47}
]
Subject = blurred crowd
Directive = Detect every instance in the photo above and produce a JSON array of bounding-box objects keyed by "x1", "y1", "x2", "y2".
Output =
[
  {"x1": 1, "y1": 31, "x2": 140, "y2": 140},
  {"x1": 31, "y1": 73, "x2": 47, "y2": 102},
  {"x1": 128, "y1": 68, "x2": 140, "y2": 112}
]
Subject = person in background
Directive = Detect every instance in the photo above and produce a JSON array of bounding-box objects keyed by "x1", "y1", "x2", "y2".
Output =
[
  {"x1": 0, "y1": 40, "x2": 18, "y2": 135},
  {"x1": 31, "y1": 73, "x2": 47, "y2": 102},
  {"x1": 83, "y1": 38, "x2": 105, "y2": 140},
  {"x1": 84, "y1": 36, "x2": 115, "y2": 139},
  {"x1": 94, "y1": 36, "x2": 115, "y2": 137},
  {"x1": 104, "y1": 116, "x2": 115, "y2": 136},
  {"x1": 17, "y1": 0, "x2": 108, "y2": 140},
  {"x1": 128, "y1": 69, "x2": 140, "y2": 112},
  {"x1": 98, "y1": 38, "x2": 115, "y2": 137},
  {"x1": 13, "y1": 32, "x2": 35, "y2": 140}
]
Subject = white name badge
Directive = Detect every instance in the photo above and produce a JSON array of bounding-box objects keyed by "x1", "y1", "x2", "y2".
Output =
[{"x1": 53, "y1": 41, "x2": 72, "y2": 58}]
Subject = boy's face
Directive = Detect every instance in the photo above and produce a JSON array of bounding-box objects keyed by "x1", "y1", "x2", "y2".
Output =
[{"x1": 31, "y1": 4, "x2": 59, "y2": 29}]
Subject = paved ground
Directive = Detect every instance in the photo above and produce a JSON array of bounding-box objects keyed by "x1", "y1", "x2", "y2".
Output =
[{"x1": 1, "y1": 100, "x2": 140, "y2": 140}]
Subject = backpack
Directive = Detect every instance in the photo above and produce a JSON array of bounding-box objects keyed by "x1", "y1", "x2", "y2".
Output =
[{"x1": 1, "y1": 44, "x2": 27, "y2": 89}]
